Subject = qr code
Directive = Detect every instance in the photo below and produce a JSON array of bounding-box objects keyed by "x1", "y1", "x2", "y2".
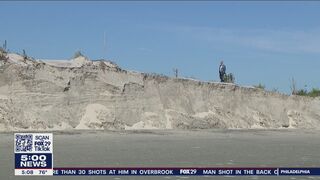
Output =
[{"x1": 15, "y1": 134, "x2": 33, "y2": 152}]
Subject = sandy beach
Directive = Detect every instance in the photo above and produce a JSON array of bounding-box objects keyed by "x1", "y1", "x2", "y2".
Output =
[{"x1": 2, "y1": 129, "x2": 320, "y2": 180}]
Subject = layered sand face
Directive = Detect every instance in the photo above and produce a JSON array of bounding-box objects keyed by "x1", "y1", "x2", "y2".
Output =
[{"x1": 0, "y1": 54, "x2": 319, "y2": 131}]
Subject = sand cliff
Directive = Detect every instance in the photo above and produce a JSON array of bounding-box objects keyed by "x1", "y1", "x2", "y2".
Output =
[{"x1": 0, "y1": 54, "x2": 319, "y2": 131}]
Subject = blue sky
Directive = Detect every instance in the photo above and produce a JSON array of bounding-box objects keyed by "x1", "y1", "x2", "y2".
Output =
[{"x1": 1, "y1": 1, "x2": 319, "y2": 93}]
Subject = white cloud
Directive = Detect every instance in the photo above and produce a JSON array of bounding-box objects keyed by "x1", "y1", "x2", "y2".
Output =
[{"x1": 165, "y1": 25, "x2": 320, "y2": 54}]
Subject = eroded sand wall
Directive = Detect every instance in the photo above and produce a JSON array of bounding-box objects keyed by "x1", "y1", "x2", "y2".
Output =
[{"x1": 0, "y1": 56, "x2": 319, "y2": 131}]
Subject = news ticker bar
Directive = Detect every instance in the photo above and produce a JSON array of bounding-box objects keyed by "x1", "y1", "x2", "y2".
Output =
[
  {"x1": 13, "y1": 133, "x2": 320, "y2": 177},
  {"x1": 48, "y1": 167, "x2": 320, "y2": 176}
]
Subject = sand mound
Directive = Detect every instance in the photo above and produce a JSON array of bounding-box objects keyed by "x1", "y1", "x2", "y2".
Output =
[
  {"x1": 39, "y1": 56, "x2": 91, "y2": 67},
  {"x1": 7, "y1": 53, "x2": 35, "y2": 66},
  {"x1": 71, "y1": 56, "x2": 92, "y2": 67},
  {"x1": 76, "y1": 104, "x2": 117, "y2": 130}
]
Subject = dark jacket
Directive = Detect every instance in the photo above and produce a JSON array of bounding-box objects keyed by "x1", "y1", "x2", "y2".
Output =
[{"x1": 219, "y1": 64, "x2": 226, "y2": 74}]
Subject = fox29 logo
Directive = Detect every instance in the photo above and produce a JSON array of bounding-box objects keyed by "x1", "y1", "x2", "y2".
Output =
[{"x1": 15, "y1": 154, "x2": 52, "y2": 169}]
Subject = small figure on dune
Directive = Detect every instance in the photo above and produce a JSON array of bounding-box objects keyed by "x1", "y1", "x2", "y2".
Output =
[{"x1": 219, "y1": 60, "x2": 226, "y2": 82}]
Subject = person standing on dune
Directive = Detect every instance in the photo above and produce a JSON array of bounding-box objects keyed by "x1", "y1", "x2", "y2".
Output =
[{"x1": 219, "y1": 60, "x2": 226, "y2": 82}]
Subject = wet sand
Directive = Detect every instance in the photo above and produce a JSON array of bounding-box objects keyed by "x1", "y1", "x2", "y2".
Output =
[{"x1": 1, "y1": 129, "x2": 320, "y2": 180}]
